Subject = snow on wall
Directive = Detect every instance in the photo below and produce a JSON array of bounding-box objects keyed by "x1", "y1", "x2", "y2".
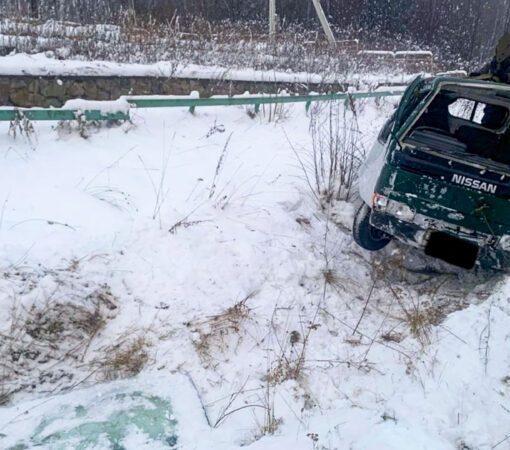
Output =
[
  {"x1": 0, "y1": 53, "x2": 338, "y2": 84},
  {"x1": 0, "y1": 52, "x2": 425, "y2": 85}
]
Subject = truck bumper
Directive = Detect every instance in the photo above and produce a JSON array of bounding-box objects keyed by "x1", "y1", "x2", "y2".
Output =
[{"x1": 370, "y1": 210, "x2": 508, "y2": 269}]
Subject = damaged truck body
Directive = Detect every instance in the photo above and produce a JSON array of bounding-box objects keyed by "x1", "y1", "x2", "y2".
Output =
[{"x1": 354, "y1": 76, "x2": 510, "y2": 269}]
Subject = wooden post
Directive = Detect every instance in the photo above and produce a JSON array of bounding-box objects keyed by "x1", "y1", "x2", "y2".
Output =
[
  {"x1": 311, "y1": 0, "x2": 336, "y2": 44},
  {"x1": 269, "y1": 0, "x2": 276, "y2": 37}
]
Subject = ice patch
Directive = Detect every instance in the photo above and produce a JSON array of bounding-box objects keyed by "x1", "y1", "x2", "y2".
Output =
[{"x1": 0, "y1": 373, "x2": 220, "y2": 450}]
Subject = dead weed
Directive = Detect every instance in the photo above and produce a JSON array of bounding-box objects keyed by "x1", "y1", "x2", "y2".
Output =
[
  {"x1": 99, "y1": 336, "x2": 151, "y2": 381},
  {"x1": 0, "y1": 267, "x2": 118, "y2": 403},
  {"x1": 188, "y1": 294, "x2": 255, "y2": 367}
]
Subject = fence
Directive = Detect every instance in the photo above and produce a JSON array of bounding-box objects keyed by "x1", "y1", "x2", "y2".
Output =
[{"x1": 0, "y1": 89, "x2": 405, "y2": 122}]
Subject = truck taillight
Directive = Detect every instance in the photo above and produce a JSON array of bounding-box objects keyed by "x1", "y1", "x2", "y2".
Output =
[
  {"x1": 372, "y1": 193, "x2": 416, "y2": 223},
  {"x1": 372, "y1": 193, "x2": 388, "y2": 209},
  {"x1": 500, "y1": 235, "x2": 510, "y2": 251}
]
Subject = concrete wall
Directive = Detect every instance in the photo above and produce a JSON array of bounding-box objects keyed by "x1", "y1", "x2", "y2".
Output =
[{"x1": 0, "y1": 75, "x2": 348, "y2": 108}]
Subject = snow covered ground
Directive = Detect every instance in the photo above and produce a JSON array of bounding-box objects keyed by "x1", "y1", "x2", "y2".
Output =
[{"x1": 0, "y1": 97, "x2": 508, "y2": 449}]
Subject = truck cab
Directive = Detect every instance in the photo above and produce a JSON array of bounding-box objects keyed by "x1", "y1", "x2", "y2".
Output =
[{"x1": 354, "y1": 76, "x2": 510, "y2": 269}]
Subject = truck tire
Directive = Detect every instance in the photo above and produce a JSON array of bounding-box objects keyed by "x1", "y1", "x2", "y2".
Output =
[{"x1": 353, "y1": 203, "x2": 392, "y2": 251}]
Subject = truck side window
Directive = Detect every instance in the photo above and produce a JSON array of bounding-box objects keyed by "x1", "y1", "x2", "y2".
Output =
[{"x1": 378, "y1": 113, "x2": 396, "y2": 144}]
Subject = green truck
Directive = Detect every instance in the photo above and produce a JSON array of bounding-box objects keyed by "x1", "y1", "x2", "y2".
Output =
[{"x1": 353, "y1": 76, "x2": 510, "y2": 269}]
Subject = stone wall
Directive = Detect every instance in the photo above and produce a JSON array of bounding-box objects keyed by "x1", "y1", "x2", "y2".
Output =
[{"x1": 0, "y1": 75, "x2": 348, "y2": 108}]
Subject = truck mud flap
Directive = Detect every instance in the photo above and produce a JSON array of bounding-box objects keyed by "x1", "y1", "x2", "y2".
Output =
[{"x1": 425, "y1": 232, "x2": 479, "y2": 269}]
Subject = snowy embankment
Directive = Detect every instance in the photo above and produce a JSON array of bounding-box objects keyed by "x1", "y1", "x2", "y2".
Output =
[
  {"x1": 0, "y1": 52, "x2": 420, "y2": 87},
  {"x1": 0, "y1": 98, "x2": 508, "y2": 449}
]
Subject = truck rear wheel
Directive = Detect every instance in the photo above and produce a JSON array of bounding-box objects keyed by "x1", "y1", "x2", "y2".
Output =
[{"x1": 353, "y1": 203, "x2": 392, "y2": 251}]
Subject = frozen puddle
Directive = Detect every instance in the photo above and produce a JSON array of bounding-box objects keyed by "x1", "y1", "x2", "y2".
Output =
[{"x1": 0, "y1": 374, "x2": 219, "y2": 450}]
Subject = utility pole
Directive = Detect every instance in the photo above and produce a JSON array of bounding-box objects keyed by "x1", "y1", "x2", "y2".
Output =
[
  {"x1": 311, "y1": 0, "x2": 336, "y2": 44},
  {"x1": 269, "y1": 0, "x2": 276, "y2": 37}
]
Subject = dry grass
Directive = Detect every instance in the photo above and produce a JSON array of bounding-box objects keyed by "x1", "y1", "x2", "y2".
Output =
[
  {"x1": 99, "y1": 336, "x2": 151, "y2": 381},
  {"x1": 295, "y1": 217, "x2": 311, "y2": 227},
  {"x1": 322, "y1": 268, "x2": 345, "y2": 292},
  {"x1": 188, "y1": 294, "x2": 255, "y2": 368},
  {"x1": 0, "y1": 16, "x2": 365, "y2": 76},
  {"x1": 259, "y1": 401, "x2": 282, "y2": 436},
  {"x1": 377, "y1": 246, "x2": 499, "y2": 347},
  {"x1": 0, "y1": 390, "x2": 10, "y2": 406},
  {"x1": 265, "y1": 315, "x2": 319, "y2": 385},
  {"x1": 55, "y1": 117, "x2": 126, "y2": 140},
  {"x1": 253, "y1": 363, "x2": 283, "y2": 439},
  {"x1": 8, "y1": 115, "x2": 36, "y2": 149},
  {"x1": 379, "y1": 266, "x2": 437, "y2": 346},
  {"x1": 24, "y1": 303, "x2": 104, "y2": 343},
  {"x1": 304, "y1": 100, "x2": 368, "y2": 209},
  {"x1": 265, "y1": 356, "x2": 303, "y2": 385},
  {"x1": 0, "y1": 267, "x2": 118, "y2": 404},
  {"x1": 260, "y1": 102, "x2": 291, "y2": 123},
  {"x1": 209, "y1": 133, "x2": 233, "y2": 201},
  {"x1": 0, "y1": 16, "x2": 434, "y2": 81},
  {"x1": 399, "y1": 304, "x2": 439, "y2": 346}
]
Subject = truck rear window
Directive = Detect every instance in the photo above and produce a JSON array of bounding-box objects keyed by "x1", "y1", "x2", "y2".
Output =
[
  {"x1": 403, "y1": 88, "x2": 510, "y2": 166},
  {"x1": 448, "y1": 98, "x2": 508, "y2": 130}
]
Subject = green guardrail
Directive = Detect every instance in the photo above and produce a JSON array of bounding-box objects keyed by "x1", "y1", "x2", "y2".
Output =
[
  {"x1": 0, "y1": 109, "x2": 130, "y2": 122},
  {"x1": 0, "y1": 89, "x2": 404, "y2": 122}
]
